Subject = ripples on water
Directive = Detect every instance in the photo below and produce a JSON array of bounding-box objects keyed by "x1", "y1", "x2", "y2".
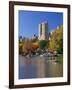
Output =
[{"x1": 19, "y1": 55, "x2": 63, "y2": 79}]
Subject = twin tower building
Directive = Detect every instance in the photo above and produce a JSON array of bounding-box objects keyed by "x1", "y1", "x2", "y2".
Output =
[{"x1": 38, "y1": 21, "x2": 48, "y2": 41}]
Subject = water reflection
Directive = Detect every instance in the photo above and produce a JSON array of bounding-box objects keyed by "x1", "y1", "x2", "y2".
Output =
[{"x1": 19, "y1": 55, "x2": 63, "y2": 79}]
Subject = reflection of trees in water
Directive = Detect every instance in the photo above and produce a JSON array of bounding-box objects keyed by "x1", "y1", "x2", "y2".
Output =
[
  {"x1": 19, "y1": 55, "x2": 63, "y2": 79},
  {"x1": 45, "y1": 57, "x2": 63, "y2": 77},
  {"x1": 36, "y1": 58, "x2": 45, "y2": 78}
]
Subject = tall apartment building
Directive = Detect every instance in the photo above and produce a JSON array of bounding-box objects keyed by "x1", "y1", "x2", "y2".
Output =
[{"x1": 38, "y1": 21, "x2": 48, "y2": 40}]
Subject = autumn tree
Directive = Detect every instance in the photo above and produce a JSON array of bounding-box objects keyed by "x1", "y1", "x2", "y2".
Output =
[
  {"x1": 48, "y1": 25, "x2": 63, "y2": 54},
  {"x1": 22, "y1": 39, "x2": 32, "y2": 55}
]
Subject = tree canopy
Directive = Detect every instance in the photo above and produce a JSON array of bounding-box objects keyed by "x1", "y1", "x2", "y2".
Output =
[
  {"x1": 38, "y1": 40, "x2": 47, "y2": 50},
  {"x1": 48, "y1": 25, "x2": 63, "y2": 53}
]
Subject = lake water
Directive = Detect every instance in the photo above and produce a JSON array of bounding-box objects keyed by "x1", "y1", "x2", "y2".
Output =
[{"x1": 19, "y1": 55, "x2": 63, "y2": 79}]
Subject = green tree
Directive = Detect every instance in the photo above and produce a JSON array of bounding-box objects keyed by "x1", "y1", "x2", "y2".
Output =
[
  {"x1": 57, "y1": 38, "x2": 63, "y2": 54},
  {"x1": 38, "y1": 40, "x2": 47, "y2": 50}
]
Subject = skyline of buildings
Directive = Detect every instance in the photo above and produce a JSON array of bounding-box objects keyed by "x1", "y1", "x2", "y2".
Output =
[
  {"x1": 19, "y1": 11, "x2": 63, "y2": 38},
  {"x1": 19, "y1": 21, "x2": 61, "y2": 41}
]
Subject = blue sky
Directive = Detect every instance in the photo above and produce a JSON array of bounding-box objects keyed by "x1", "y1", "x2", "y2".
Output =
[{"x1": 19, "y1": 10, "x2": 63, "y2": 38}]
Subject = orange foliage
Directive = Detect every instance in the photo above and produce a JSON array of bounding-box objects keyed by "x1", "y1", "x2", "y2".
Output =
[{"x1": 31, "y1": 44, "x2": 39, "y2": 50}]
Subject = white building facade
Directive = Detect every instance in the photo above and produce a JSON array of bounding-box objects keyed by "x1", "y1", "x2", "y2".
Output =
[{"x1": 38, "y1": 21, "x2": 48, "y2": 40}]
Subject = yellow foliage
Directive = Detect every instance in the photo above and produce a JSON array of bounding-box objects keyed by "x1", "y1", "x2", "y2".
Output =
[{"x1": 48, "y1": 25, "x2": 63, "y2": 52}]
